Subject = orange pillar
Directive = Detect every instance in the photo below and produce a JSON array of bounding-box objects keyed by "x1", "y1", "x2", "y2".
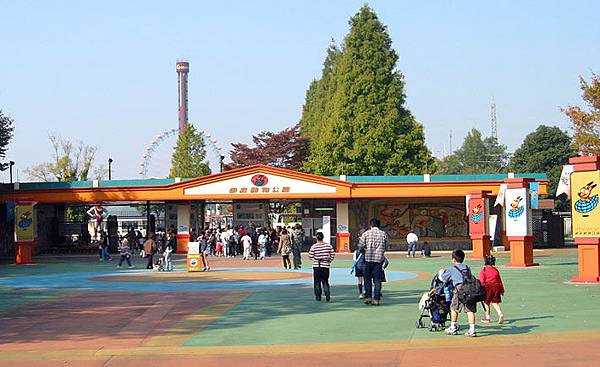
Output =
[
  {"x1": 504, "y1": 178, "x2": 538, "y2": 267},
  {"x1": 15, "y1": 243, "x2": 34, "y2": 264},
  {"x1": 570, "y1": 155, "x2": 600, "y2": 282},
  {"x1": 468, "y1": 190, "x2": 492, "y2": 259},
  {"x1": 336, "y1": 232, "x2": 351, "y2": 253},
  {"x1": 506, "y1": 236, "x2": 537, "y2": 267}
]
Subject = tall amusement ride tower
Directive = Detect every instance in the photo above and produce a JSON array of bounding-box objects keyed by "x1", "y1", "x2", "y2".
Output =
[{"x1": 176, "y1": 61, "x2": 190, "y2": 135}]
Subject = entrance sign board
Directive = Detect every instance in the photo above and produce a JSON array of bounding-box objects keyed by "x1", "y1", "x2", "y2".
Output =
[{"x1": 184, "y1": 173, "x2": 337, "y2": 196}]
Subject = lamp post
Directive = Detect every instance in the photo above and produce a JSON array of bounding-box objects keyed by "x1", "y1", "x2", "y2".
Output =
[
  {"x1": 108, "y1": 158, "x2": 113, "y2": 180},
  {"x1": 9, "y1": 161, "x2": 14, "y2": 184}
]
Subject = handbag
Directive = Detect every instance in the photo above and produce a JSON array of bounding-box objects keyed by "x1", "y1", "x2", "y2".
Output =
[{"x1": 140, "y1": 249, "x2": 146, "y2": 258}]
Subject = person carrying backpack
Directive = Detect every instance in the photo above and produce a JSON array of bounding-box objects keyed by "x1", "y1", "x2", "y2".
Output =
[{"x1": 440, "y1": 249, "x2": 483, "y2": 337}]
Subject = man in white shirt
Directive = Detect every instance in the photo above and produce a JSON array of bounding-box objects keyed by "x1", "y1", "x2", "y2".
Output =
[
  {"x1": 241, "y1": 233, "x2": 253, "y2": 260},
  {"x1": 406, "y1": 232, "x2": 418, "y2": 258}
]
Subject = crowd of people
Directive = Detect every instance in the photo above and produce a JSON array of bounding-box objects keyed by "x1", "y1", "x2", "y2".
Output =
[
  {"x1": 95, "y1": 218, "x2": 507, "y2": 338},
  {"x1": 190, "y1": 224, "x2": 307, "y2": 270}
]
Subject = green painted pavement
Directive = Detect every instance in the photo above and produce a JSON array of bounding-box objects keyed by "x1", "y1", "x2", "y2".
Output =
[{"x1": 184, "y1": 250, "x2": 600, "y2": 347}]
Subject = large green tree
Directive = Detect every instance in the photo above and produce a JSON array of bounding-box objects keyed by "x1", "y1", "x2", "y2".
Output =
[
  {"x1": 298, "y1": 42, "x2": 341, "y2": 143},
  {"x1": 0, "y1": 109, "x2": 14, "y2": 165},
  {"x1": 510, "y1": 125, "x2": 574, "y2": 196},
  {"x1": 170, "y1": 124, "x2": 211, "y2": 178},
  {"x1": 303, "y1": 5, "x2": 433, "y2": 175},
  {"x1": 437, "y1": 129, "x2": 508, "y2": 174}
]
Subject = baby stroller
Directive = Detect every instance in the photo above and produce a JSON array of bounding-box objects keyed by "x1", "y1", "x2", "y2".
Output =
[{"x1": 416, "y1": 269, "x2": 451, "y2": 331}]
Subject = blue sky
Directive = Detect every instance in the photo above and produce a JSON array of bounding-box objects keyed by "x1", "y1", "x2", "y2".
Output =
[{"x1": 1, "y1": 0, "x2": 599, "y2": 180}]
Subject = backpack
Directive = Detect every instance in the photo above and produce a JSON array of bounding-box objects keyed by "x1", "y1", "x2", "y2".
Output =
[{"x1": 455, "y1": 265, "x2": 486, "y2": 304}]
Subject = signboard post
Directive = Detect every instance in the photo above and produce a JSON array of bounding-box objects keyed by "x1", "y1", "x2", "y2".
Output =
[
  {"x1": 569, "y1": 155, "x2": 600, "y2": 282},
  {"x1": 468, "y1": 190, "x2": 492, "y2": 259},
  {"x1": 14, "y1": 201, "x2": 37, "y2": 265},
  {"x1": 504, "y1": 178, "x2": 538, "y2": 267},
  {"x1": 186, "y1": 241, "x2": 203, "y2": 272}
]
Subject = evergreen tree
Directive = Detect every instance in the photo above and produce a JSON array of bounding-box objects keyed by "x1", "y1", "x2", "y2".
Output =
[
  {"x1": 510, "y1": 125, "x2": 574, "y2": 196},
  {"x1": 304, "y1": 5, "x2": 433, "y2": 175},
  {"x1": 437, "y1": 129, "x2": 508, "y2": 174},
  {"x1": 169, "y1": 124, "x2": 211, "y2": 178},
  {"x1": 298, "y1": 42, "x2": 341, "y2": 142}
]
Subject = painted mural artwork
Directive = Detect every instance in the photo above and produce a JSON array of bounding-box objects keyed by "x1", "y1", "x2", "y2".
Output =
[
  {"x1": 374, "y1": 203, "x2": 468, "y2": 239},
  {"x1": 508, "y1": 196, "x2": 525, "y2": 219},
  {"x1": 574, "y1": 181, "x2": 598, "y2": 216}
]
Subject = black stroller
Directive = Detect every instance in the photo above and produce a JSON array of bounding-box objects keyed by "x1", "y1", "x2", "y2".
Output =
[{"x1": 416, "y1": 271, "x2": 451, "y2": 331}]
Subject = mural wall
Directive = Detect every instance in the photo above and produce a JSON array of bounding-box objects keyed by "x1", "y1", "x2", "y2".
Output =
[{"x1": 349, "y1": 199, "x2": 468, "y2": 244}]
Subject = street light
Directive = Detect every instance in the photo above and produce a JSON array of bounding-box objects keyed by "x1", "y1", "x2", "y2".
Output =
[
  {"x1": 108, "y1": 158, "x2": 113, "y2": 180},
  {"x1": 9, "y1": 161, "x2": 14, "y2": 184}
]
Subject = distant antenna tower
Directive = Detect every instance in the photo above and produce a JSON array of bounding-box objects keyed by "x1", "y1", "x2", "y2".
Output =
[
  {"x1": 449, "y1": 130, "x2": 453, "y2": 154},
  {"x1": 490, "y1": 98, "x2": 497, "y2": 139}
]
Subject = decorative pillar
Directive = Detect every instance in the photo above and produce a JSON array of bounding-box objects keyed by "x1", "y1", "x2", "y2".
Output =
[
  {"x1": 504, "y1": 178, "x2": 538, "y2": 267},
  {"x1": 335, "y1": 200, "x2": 351, "y2": 253},
  {"x1": 14, "y1": 201, "x2": 37, "y2": 265},
  {"x1": 468, "y1": 190, "x2": 492, "y2": 259},
  {"x1": 570, "y1": 156, "x2": 600, "y2": 282},
  {"x1": 176, "y1": 202, "x2": 191, "y2": 254}
]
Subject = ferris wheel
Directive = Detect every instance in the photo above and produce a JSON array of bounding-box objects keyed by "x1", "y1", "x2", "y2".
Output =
[{"x1": 138, "y1": 125, "x2": 223, "y2": 178}]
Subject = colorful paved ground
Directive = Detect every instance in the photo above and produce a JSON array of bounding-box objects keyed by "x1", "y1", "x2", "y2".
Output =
[{"x1": 0, "y1": 249, "x2": 599, "y2": 366}]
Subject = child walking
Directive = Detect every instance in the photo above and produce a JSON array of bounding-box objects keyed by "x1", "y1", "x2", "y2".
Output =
[
  {"x1": 351, "y1": 248, "x2": 366, "y2": 299},
  {"x1": 479, "y1": 255, "x2": 505, "y2": 324},
  {"x1": 117, "y1": 238, "x2": 133, "y2": 268},
  {"x1": 308, "y1": 232, "x2": 335, "y2": 302}
]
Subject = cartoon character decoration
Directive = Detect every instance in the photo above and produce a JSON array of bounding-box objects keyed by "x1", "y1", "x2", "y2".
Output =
[
  {"x1": 18, "y1": 210, "x2": 33, "y2": 229},
  {"x1": 470, "y1": 204, "x2": 483, "y2": 223},
  {"x1": 508, "y1": 196, "x2": 525, "y2": 219},
  {"x1": 251, "y1": 174, "x2": 268, "y2": 187},
  {"x1": 87, "y1": 205, "x2": 107, "y2": 240},
  {"x1": 574, "y1": 181, "x2": 598, "y2": 216}
]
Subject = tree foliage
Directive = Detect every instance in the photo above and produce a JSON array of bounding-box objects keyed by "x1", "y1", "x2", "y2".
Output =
[
  {"x1": 301, "y1": 5, "x2": 433, "y2": 175},
  {"x1": 0, "y1": 109, "x2": 15, "y2": 164},
  {"x1": 299, "y1": 42, "x2": 341, "y2": 143},
  {"x1": 437, "y1": 129, "x2": 508, "y2": 174},
  {"x1": 510, "y1": 125, "x2": 574, "y2": 197},
  {"x1": 226, "y1": 124, "x2": 309, "y2": 170},
  {"x1": 25, "y1": 134, "x2": 104, "y2": 182},
  {"x1": 170, "y1": 124, "x2": 211, "y2": 178},
  {"x1": 563, "y1": 73, "x2": 600, "y2": 156}
]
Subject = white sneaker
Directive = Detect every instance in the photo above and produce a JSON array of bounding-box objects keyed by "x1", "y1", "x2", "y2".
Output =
[
  {"x1": 464, "y1": 330, "x2": 477, "y2": 337},
  {"x1": 445, "y1": 325, "x2": 459, "y2": 335}
]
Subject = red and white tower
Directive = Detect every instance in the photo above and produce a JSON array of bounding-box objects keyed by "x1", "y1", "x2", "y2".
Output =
[{"x1": 176, "y1": 61, "x2": 190, "y2": 135}]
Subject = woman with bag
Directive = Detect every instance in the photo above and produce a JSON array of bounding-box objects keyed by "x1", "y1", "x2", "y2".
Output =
[
  {"x1": 143, "y1": 233, "x2": 157, "y2": 270},
  {"x1": 277, "y1": 228, "x2": 292, "y2": 269}
]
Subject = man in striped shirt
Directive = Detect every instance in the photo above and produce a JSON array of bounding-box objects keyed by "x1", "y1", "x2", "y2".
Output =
[
  {"x1": 308, "y1": 232, "x2": 336, "y2": 302},
  {"x1": 358, "y1": 218, "x2": 388, "y2": 305}
]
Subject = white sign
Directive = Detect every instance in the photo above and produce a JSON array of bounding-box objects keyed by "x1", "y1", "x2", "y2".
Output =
[
  {"x1": 495, "y1": 184, "x2": 508, "y2": 206},
  {"x1": 556, "y1": 164, "x2": 574, "y2": 198},
  {"x1": 187, "y1": 241, "x2": 200, "y2": 255},
  {"x1": 184, "y1": 172, "x2": 337, "y2": 196},
  {"x1": 504, "y1": 188, "x2": 532, "y2": 236},
  {"x1": 322, "y1": 216, "x2": 331, "y2": 244}
]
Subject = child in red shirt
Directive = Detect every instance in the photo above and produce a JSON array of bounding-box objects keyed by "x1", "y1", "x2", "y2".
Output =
[{"x1": 479, "y1": 255, "x2": 505, "y2": 324}]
